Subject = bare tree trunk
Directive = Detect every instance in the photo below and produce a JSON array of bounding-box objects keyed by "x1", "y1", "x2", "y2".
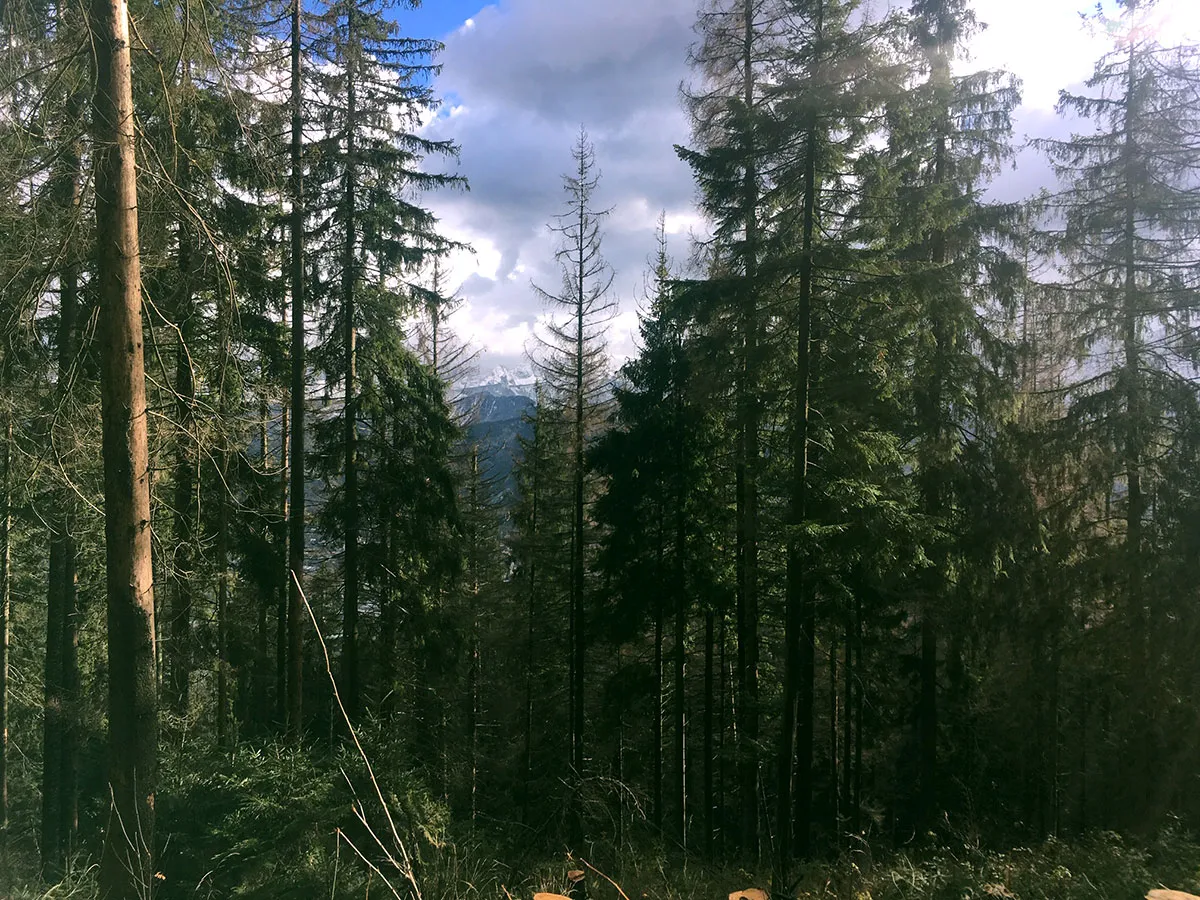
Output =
[
  {"x1": 673, "y1": 582, "x2": 686, "y2": 846},
  {"x1": 169, "y1": 79, "x2": 197, "y2": 716},
  {"x1": 468, "y1": 447, "x2": 480, "y2": 825},
  {"x1": 568, "y1": 150, "x2": 588, "y2": 847},
  {"x1": 91, "y1": 0, "x2": 158, "y2": 888},
  {"x1": 674, "y1": 384, "x2": 687, "y2": 846},
  {"x1": 169, "y1": 257, "x2": 196, "y2": 718},
  {"x1": 777, "y1": 7, "x2": 821, "y2": 873},
  {"x1": 277, "y1": 401, "x2": 289, "y2": 726},
  {"x1": 853, "y1": 593, "x2": 863, "y2": 835},
  {"x1": 43, "y1": 99, "x2": 83, "y2": 876},
  {"x1": 286, "y1": 0, "x2": 306, "y2": 741},
  {"x1": 340, "y1": 28, "x2": 360, "y2": 720},
  {"x1": 703, "y1": 607, "x2": 714, "y2": 859},
  {"x1": 653, "y1": 548, "x2": 664, "y2": 835},
  {"x1": 0, "y1": 412, "x2": 9, "y2": 836},
  {"x1": 216, "y1": 301, "x2": 232, "y2": 751},
  {"x1": 521, "y1": 436, "x2": 539, "y2": 827},
  {"x1": 736, "y1": 0, "x2": 761, "y2": 858},
  {"x1": 842, "y1": 613, "x2": 852, "y2": 840}
]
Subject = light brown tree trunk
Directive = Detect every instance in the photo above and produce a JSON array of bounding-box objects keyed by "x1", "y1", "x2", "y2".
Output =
[{"x1": 91, "y1": 0, "x2": 158, "y2": 890}]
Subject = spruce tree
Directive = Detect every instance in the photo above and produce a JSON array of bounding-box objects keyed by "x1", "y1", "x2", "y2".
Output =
[
  {"x1": 1035, "y1": 0, "x2": 1200, "y2": 827},
  {"x1": 529, "y1": 128, "x2": 615, "y2": 843},
  {"x1": 308, "y1": 0, "x2": 463, "y2": 717}
]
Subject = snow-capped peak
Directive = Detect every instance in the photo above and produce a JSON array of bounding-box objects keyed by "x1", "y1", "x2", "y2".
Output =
[{"x1": 461, "y1": 364, "x2": 538, "y2": 398}]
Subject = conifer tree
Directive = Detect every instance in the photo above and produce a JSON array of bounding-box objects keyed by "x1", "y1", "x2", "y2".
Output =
[
  {"x1": 308, "y1": 0, "x2": 463, "y2": 717},
  {"x1": 676, "y1": 0, "x2": 788, "y2": 853},
  {"x1": 1035, "y1": 0, "x2": 1200, "y2": 827},
  {"x1": 91, "y1": 0, "x2": 158, "y2": 888},
  {"x1": 529, "y1": 127, "x2": 615, "y2": 845}
]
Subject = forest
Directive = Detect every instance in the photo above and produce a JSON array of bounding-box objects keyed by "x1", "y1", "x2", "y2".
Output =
[{"x1": 1, "y1": 0, "x2": 1199, "y2": 897}]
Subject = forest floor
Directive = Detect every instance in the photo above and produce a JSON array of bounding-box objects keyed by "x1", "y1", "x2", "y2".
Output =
[{"x1": 1, "y1": 739, "x2": 1198, "y2": 900}]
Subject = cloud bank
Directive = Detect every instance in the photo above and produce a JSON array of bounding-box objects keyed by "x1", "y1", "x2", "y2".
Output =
[{"x1": 419, "y1": 0, "x2": 1200, "y2": 370}]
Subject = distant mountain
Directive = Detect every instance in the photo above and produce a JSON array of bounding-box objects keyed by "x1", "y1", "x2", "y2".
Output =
[
  {"x1": 460, "y1": 365, "x2": 538, "y2": 400},
  {"x1": 455, "y1": 367, "x2": 536, "y2": 508}
]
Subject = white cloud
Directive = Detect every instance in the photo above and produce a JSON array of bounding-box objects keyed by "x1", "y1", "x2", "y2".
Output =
[{"x1": 421, "y1": 0, "x2": 1200, "y2": 370}]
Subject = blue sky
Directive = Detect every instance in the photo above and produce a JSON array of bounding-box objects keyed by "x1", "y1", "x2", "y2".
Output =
[
  {"x1": 398, "y1": 0, "x2": 1200, "y2": 373},
  {"x1": 399, "y1": 0, "x2": 481, "y2": 43}
]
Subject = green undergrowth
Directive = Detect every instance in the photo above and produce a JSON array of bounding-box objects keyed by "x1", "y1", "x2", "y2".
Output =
[{"x1": 4, "y1": 743, "x2": 1199, "y2": 900}]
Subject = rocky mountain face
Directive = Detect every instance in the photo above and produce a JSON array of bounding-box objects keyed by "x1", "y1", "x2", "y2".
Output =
[{"x1": 456, "y1": 366, "x2": 536, "y2": 506}]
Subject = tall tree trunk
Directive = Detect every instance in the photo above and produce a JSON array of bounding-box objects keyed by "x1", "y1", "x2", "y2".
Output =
[
  {"x1": 379, "y1": 412, "x2": 400, "y2": 720},
  {"x1": 216, "y1": 300, "x2": 232, "y2": 750},
  {"x1": 340, "y1": 29, "x2": 360, "y2": 720},
  {"x1": 777, "y1": 14, "x2": 820, "y2": 874},
  {"x1": 521, "y1": 417, "x2": 539, "y2": 826},
  {"x1": 277, "y1": 401, "x2": 289, "y2": 725},
  {"x1": 253, "y1": 395, "x2": 271, "y2": 728},
  {"x1": 568, "y1": 156, "x2": 587, "y2": 846},
  {"x1": 718, "y1": 604, "x2": 728, "y2": 857},
  {"x1": 169, "y1": 270, "x2": 195, "y2": 717},
  {"x1": 736, "y1": 0, "x2": 761, "y2": 858},
  {"x1": 703, "y1": 607, "x2": 714, "y2": 859},
  {"x1": 654, "y1": 546, "x2": 664, "y2": 835},
  {"x1": 674, "y1": 371, "x2": 687, "y2": 847},
  {"x1": 286, "y1": 0, "x2": 306, "y2": 741},
  {"x1": 1121, "y1": 41, "x2": 1150, "y2": 827},
  {"x1": 842, "y1": 611, "x2": 852, "y2": 840},
  {"x1": 0, "y1": 412, "x2": 9, "y2": 836},
  {"x1": 829, "y1": 631, "x2": 839, "y2": 835},
  {"x1": 170, "y1": 84, "x2": 197, "y2": 716},
  {"x1": 91, "y1": 0, "x2": 158, "y2": 887},
  {"x1": 674, "y1": 577, "x2": 686, "y2": 846},
  {"x1": 468, "y1": 446, "x2": 480, "y2": 825},
  {"x1": 853, "y1": 592, "x2": 863, "y2": 835},
  {"x1": 43, "y1": 101, "x2": 83, "y2": 877}
]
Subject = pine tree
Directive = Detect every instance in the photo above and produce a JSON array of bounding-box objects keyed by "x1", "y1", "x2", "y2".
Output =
[
  {"x1": 308, "y1": 0, "x2": 463, "y2": 717},
  {"x1": 91, "y1": 0, "x2": 158, "y2": 889},
  {"x1": 529, "y1": 127, "x2": 615, "y2": 845},
  {"x1": 287, "y1": 0, "x2": 307, "y2": 742},
  {"x1": 676, "y1": 0, "x2": 789, "y2": 853},
  {"x1": 593, "y1": 217, "x2": 730, "y2": 849},
  {"x1": 1035, "y1": 0, "x2": 1200, "y2": 827}
]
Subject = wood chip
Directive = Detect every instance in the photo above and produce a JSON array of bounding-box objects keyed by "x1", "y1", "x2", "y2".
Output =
[{"x1": 1147, "y1": 890, "x2": 1200, "y2": 900}]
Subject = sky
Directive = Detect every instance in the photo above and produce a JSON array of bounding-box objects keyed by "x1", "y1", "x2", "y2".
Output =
[{"x1": 408, "y1": 0, "x2": 1200, "y2": 374}]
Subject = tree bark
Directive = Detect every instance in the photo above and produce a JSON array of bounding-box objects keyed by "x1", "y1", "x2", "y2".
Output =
[
  {"x1": 703, "y1": 607, "x2": 714, "y2": 859},
  {"x1": 286, "y1": 0, "x2": 306, "y2": 741},
  {"x1": 521, "y1": 414, "x2": 539, "y2": 826},
  {"x1": 673, "y1": 575, "x2": 686, "y2": 846},
  {"x1": 673, "y1": 361, "x2": 687, "y2": 846},
  {"x1": 654, "y1": 544, "x2": 664, "y2": 835},
  {"x1": 340, "y1": 22, "x2": 360, "y2": 719},
  {"x1": 277, "y1": 401, "x2": 289, "y2": 726},
  {"x1": 568, "y1": 142, "x2": 588, "y2": 847},
  {"x1": 0, "y1": 412, "x2": 10, "y2": 836},
  {"x1": 91, "y1": 0, "x2": 158, "y2": 887},
  {"x1": 736, "y1": 0, "x2": 761, "y2": 858},
  {"x1": 43, "y1": 99, "x2": 83, "y2": 877},
  {"x1": 169, "y1": 80, "x2": 197, "y2": 716},
  {"x1": 777, "y1": 10, "x2": 821, "y2": 874}
]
